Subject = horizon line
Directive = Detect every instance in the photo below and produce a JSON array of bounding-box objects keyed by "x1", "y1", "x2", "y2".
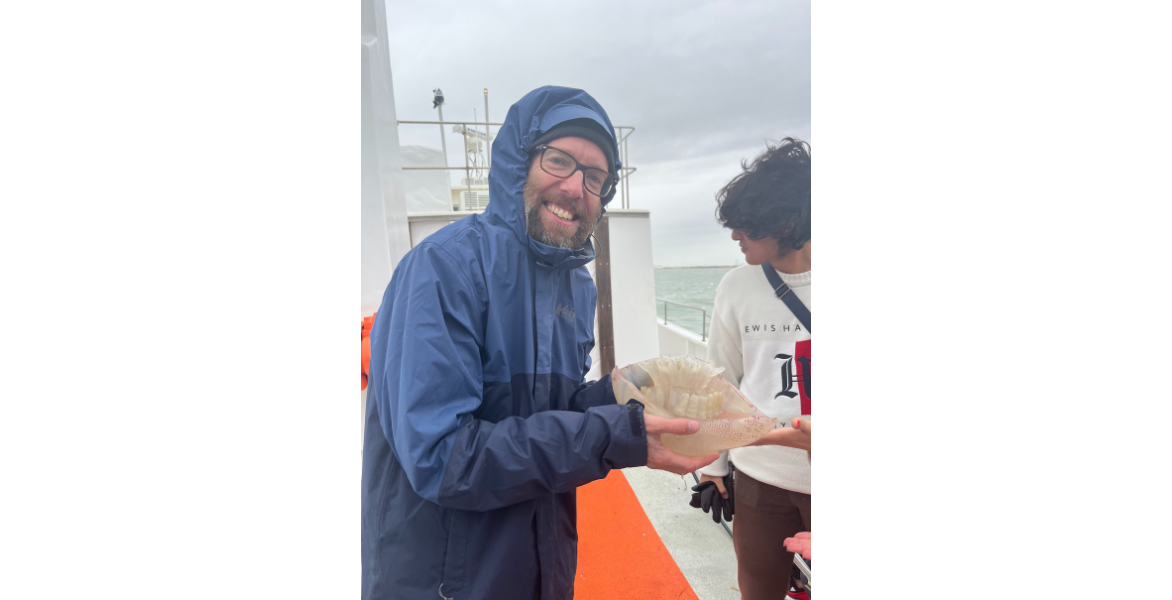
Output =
[{"x1": 653, "y1": 265, "x2": 740, "y2": 269}]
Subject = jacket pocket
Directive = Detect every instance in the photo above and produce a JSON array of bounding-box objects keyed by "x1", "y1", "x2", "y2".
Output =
[{"x1": 441, "y1": 509, "x2": 470, "y2": 596}]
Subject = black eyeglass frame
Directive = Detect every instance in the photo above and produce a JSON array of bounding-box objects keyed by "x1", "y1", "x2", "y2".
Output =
[{"x1": 533, "y1": 144, "x2": 617, "y2": 198}]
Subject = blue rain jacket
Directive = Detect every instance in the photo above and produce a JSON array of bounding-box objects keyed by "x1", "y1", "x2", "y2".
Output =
[{"x1": 362, "y1": 86, "x2": 648, "y2": 600}]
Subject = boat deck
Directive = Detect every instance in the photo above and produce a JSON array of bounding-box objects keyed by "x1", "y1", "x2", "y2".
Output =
[{"x1": 576, "y1": 467, "x2": 742, "y2": 599}]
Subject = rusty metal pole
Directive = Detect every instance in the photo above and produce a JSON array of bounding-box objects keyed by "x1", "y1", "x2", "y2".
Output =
[{"x1": 594, "y1": 215, "x2": 616, "y2": 376}]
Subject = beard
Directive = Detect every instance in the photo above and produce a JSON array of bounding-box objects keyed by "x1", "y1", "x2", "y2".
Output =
[{"x1": 522, "y1": 180, "x2": 601, "y2": 250}]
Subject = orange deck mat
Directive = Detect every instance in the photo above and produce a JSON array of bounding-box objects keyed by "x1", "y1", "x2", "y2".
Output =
[{"x1": 574, "y1": 469, "x2": 699, "y2": 600}]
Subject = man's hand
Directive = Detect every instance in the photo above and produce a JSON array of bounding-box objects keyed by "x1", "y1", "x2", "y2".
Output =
[
  {"x1": 643, "y1": 414, "x2": 719, "y2": 475},
  {"x1": 749, "y1": 417, "x2": 811, "y2": 451},
  {"x1": 784, "y1": 531, "x2": 811, "y2": 560}
]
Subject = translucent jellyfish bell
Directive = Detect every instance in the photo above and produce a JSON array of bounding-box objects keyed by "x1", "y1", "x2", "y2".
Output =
[{"x1": 612, "y1": 355, "x2": 776, "y2": 457}]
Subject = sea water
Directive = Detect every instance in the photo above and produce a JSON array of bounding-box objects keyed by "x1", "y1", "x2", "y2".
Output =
[{"x1": 653, "y1": 267, "x2": 734, "y2": 338}]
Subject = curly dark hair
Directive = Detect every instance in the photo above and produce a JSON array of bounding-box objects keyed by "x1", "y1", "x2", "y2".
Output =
[{"x1": 715, "y1": 137, "x2": 811, "y2": 254}]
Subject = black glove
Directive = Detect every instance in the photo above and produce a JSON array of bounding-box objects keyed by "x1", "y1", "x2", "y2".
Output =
[{"x1": 689, "y1": 477, "x2": 734, "y2": 524}]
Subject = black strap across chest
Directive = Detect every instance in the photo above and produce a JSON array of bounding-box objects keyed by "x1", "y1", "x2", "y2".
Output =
[{"x1": 761, "y1": 263, "x2": 811, "y2": 333}]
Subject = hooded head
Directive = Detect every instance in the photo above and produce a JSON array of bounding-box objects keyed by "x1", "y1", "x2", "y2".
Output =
[{"x1": 484, "y1": 86, "x2": 622, "y2": 269}]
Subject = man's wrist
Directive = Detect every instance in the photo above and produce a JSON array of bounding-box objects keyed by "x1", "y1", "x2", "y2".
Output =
[
  {"x1": 625, "y1": 400, "x2": 645, "y2": 437},
  {"x1": 618, "y1": 401, "x2": 647, "y2": 467},
  {"x1": 591, "y1": 403, "x2": 646, "y2": 469}
]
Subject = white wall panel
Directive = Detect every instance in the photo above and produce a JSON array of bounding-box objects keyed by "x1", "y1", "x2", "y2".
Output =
[{"x1": 605, "y1": 210, "x2": 661, "y2": 368}]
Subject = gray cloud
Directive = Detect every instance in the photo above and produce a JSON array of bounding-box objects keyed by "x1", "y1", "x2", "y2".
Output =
[{"x1": 387, "y1": 0, "x2": 809, "y2": 266}]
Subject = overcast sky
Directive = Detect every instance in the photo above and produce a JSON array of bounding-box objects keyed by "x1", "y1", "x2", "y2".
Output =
[{"x1": 386, "y1": 0, "x2": 810, "y2": 267}]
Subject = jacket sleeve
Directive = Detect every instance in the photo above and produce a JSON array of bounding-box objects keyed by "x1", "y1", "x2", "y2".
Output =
[
  {"x1": 698, "y1": 279, "x2": 743, "y2": 478},
  {"x1": 565, "y1": 375, "x2": 616, "y2": 412},
  {"x1": 372, "y1": 244, "x2": 646, "y2": 511},
  {"x1": 439, "y1": 400, "x2": 644, "y2": 511}
]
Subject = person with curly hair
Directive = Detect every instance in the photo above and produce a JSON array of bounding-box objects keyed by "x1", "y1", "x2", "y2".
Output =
[{"x1": 695, "y1": 137, "x2": 812, "y2": 600}]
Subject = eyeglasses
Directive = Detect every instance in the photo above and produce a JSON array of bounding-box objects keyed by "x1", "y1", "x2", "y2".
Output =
[{"x1": 534, "y1": 145, "x2": 617, "y2": 198}]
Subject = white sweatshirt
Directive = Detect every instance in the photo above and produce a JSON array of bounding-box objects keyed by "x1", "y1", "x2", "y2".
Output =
[{"x1": 697, "y1": 265, "x2": 811, "y2": 494}]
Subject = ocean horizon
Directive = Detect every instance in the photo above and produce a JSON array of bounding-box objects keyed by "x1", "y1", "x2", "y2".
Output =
[
  {"x1": 653, "y1": 264, "x2": 740, "y2": 270},
  {"x1": 653, "y1": 266, "x2": 735, "y2": 338}
]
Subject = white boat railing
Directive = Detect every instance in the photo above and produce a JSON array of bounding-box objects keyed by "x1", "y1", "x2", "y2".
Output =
[
  {"x1": 397, "y1": 119, "x2": 638, "y2": 211},
  {"x1": 397, "y1": 119, "x2": 501, "y2": 205},
  {"x1": 659, "y1": 299, "x2": 710, "y2": 341}
]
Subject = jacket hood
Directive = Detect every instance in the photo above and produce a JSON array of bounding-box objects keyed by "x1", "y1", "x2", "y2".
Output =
[{"x1": 483, "y1": 86, "x2": 622, "y2": 270}]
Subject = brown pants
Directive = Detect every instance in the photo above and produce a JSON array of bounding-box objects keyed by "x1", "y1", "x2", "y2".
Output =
[{"x1": 733, "y1": 471, "x2": 811, "y2": 600}]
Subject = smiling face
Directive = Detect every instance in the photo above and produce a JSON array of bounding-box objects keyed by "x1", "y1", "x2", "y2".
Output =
[
  {"x1": 731, "y1": 228, "x2": 784, "y2": 265},
  {"x1": 523, "y1": 136, "x2": 606, "y2": 250}
]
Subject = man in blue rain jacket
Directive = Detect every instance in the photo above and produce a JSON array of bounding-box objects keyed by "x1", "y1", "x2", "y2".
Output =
[{"x1": 362, "y1": 86, "x2": 717, "y2": 600}]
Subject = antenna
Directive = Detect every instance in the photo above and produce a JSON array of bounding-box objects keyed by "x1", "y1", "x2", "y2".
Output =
[{"x1": 432, "y1": 88, "x2": 449, "y2": 168}]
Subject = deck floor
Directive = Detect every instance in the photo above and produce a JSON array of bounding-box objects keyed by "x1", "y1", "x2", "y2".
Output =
[
  {"x1": 577, "y1": 467, "x2": 742, "y2": 599},
  {"x1": 624, "y1": 467, "x2": 742, "y2": 600}
]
